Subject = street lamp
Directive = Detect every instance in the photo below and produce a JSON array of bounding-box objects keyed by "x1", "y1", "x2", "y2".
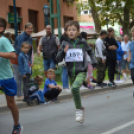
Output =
[
  {"x1": 105, "y1": 18, "x2": 109, "y2": 30},
  {"x1": 43, "y1": 4, "x2": 50, "y2": 26}
]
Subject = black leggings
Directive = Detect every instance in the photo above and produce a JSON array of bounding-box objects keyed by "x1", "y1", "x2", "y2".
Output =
[
  {"x1": 44, "y1": 88, "x2": 61, "y2": 100},
  {"x1": 131, "y1": 68, "x2": 134, "y2": 84}
]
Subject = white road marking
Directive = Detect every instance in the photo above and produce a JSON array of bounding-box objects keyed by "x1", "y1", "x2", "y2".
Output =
[{"x1": 101, "y1": 120, "x2": 134, "y2": 134}]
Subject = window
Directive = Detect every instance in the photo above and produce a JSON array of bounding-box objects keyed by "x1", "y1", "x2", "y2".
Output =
[
  {"x1": 63, "y1": 16, "x2": 73, "y2": 26},
  {"x1": 29, "y1": 10, "x2": 38, "y2": 32},
  {"x1": 84, "y1": 10, "x2": 88, "y2": 14}
]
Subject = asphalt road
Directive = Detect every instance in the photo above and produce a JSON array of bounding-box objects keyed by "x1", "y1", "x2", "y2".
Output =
[{"x1": 1, "y1": 87, "x2": 134, "y2": 134}]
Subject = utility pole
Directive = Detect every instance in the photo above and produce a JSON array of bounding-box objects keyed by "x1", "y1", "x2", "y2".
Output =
[{"x1": 13, "y1": 0, "x2": 18, "y2": 38}]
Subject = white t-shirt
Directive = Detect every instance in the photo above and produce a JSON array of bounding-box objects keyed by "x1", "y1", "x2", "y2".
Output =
[
  {"x1": 121, "y1": 41, "x2": 131, "y2": 59},
  {"x1": 95, "y1": 38, "x2": 106, "y2": 60}
]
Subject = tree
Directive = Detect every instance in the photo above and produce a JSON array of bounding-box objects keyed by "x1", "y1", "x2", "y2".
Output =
[{"x1": 79, "y1": 0, "x2": 134, "y2": 35}]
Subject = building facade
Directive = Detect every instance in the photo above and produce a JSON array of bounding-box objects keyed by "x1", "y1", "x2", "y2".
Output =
[
  {"x1": 77, "y1": 0, "x2": 93, "y2": 22},
  {"x1": 0, "y1": 0, "x2": 77, "y2": 32}
]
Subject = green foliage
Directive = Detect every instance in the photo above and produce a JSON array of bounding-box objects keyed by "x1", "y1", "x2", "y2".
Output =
[
  {"x1": 32, "y1": 54, "x2": 44, "y2": 78},
  {"x1": 76, "y1": 0, "x2": 134, "y2": 30}
]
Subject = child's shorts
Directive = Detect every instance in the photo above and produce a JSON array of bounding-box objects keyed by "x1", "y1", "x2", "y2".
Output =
[{"x1": 0, "y1": 77, "x2": 17, "y2": 96}]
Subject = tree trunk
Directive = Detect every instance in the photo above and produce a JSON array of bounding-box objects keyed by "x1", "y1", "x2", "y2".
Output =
[
  {"x1": 122, "y1": 4, "x2": 130, "y2": 36},
  {"x1": 88, "y1": 0, "x2": 101, "y2": 33},
  {"x1": 91, "y1": 8, "x2": 101, "y2": 33}
]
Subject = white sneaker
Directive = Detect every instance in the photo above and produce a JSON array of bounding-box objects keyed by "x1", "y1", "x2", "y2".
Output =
[
  {"x1": 75, "y1": 108, "x2": 84, "y2": 123},
  {"x1": 123, "y1": 73, "x2": 127, "y2": 81},
  {"x1": 115, "y1": 80, "x2": 124, "y2": 83},
  {"x1": 63, "y1": 88, "x2": 71, "y2": 93}
]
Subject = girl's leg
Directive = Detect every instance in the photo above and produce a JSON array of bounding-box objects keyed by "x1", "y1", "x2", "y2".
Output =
[
  {"x1": 62, "y1": 66, "x2": 69, "y2": 89},
  {"x1": 87, "y1": 64, "x2": 93, "y2": 88}
]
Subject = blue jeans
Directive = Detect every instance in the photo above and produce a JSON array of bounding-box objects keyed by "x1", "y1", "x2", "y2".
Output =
[
  {"x1": 43, "y1": 58, "x2": 56, "y2": 71},
  {"x1": 62, "y1": 66, "x2": 69, "y2": 89}
]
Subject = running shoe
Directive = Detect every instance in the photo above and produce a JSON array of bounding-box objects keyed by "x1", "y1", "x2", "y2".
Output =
[
  {"x1": 108, "y1": 83, "x2": 114, "y2": 87},
  {"x1": 88, "y1": 85, "x2": 94, "y2": 89},
  {"x1": 51, "y1": 98, "x2": 59, "y2": 103},
  {"x1": 75, "y1": 107, "x2": 85, "y2": 123},
  {"x1": 100, "y1": 83, "x2": 107, "y2": 88},
  {"x1": 12, "y1": 125, "x2": 23, "y2": 134}
]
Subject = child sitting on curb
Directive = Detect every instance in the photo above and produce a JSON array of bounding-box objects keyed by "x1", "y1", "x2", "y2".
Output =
[
  {"x1": 29, "y1": 75, "x2": 45, "y2": 104},
  {"x1": 43, "y1": 69, "x2": 62, "y2": 102}
]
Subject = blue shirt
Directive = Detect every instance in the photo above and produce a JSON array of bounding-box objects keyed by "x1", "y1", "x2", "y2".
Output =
[
  {"x1": 14, "y1": 31, "x2": 33, "y2": 63},
  {"x1": 129, "y1": 41, "x2": 134, "y2": 69},
  {"x1": 18, "y1": 52, "x2": 31, "y2": 76},
  {"x1": 116, "y1": 41, "x2": 125, "y2": 61},
  {"x1": 43, "y1": 78, "x2": 57, "y2": 94}
]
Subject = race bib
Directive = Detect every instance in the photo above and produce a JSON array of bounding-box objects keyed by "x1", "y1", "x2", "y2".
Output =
[{"x1": 65, "y1": 49, "x2": 83, "y2": 62}]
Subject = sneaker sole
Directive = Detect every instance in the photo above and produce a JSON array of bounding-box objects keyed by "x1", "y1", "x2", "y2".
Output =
[
  {"x1": 20, "y1": 126, "x2": 24, "y2": 134},
  {"x1": 76, "y1": 118, "x2": 84, "y2": 123}
]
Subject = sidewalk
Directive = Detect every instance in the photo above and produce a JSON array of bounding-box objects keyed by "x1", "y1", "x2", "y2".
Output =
[{"x1": 0, "y1": 79, "x2": 133, "y2": 113}]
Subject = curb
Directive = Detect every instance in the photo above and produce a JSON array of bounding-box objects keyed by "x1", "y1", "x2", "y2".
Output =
[{"x1": 0, "y1": 83, "x2": 133, "y2": 114}]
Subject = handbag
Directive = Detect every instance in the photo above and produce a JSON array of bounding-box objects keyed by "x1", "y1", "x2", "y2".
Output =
[
  {"x1": 102, "y1": 49, "x2": 107, "y2": 56},
  {"x1": 58, "y1": 59, "x2": 66, "y2": 67}
]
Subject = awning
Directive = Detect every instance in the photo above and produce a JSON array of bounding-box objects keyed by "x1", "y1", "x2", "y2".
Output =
[{"x1": 32, "y1": 27, "x2": 97, "y2": 38}]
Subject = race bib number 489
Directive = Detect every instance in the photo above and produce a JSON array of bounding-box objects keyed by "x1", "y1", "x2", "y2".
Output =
[{"x1": 65, "y1": 49, "x2": 83, "y2": 62}]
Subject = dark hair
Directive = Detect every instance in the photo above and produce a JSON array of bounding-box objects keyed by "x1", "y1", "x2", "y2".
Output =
[
  {"x1": 81, "y1": 32, "x2": 87, "y2": 40},
  {"x1": 25, "y1": 22, "x2": 33, "y2": 29},
  {"x1": 100, "y1": 30, "x2": 107, "y2": 36},
  {"x1": 107, "y1": 27, "x2": 114, "y2": 33},
  {"x1": 0, "y1": 17, "x2": 7, "y2": 34},
  {"x1": 66, "y1": 20, "x2": 80, "y2": 31}
]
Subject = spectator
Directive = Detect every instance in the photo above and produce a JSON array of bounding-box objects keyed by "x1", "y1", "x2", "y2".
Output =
[
  {"x1": 115, "y1": 36, "x2": 126, "y2": 83},
  {"x1": 121, "y1": 35, "x2": 131, "y2": 80},
  {"x1": 81, "y1": 31, "x2": 94, "y2": 89},
  {"x1": 18, "y1": 42, "x2": 32, "y2": 102},
  {"x1": 43, "y1": 69, "x2": 62, "y2": 102},
  {"x1": 4, "y1": 32, "x2": 14, "y2": 45},
  {"x1": 38, "y1": 25, "x2": 60, "y2": 77},
  {"x1": 128, "y1": 27, "x2": 134, "y2": 91},
  {"x1": 11, "y1": 22, "x2": 33, "y2": 101},
  {"x1": 95, "y1": 30, "x2": 107, "y2": 87},
  {"x1": 29, "y1": 75, "x2": 45, "y2": 104},
  {"x1": 105, "y1": 27, "x2": 118, "y2": 87},
  {"x1": 60, "y1": 26, "x2": 70, "y2": 93}
]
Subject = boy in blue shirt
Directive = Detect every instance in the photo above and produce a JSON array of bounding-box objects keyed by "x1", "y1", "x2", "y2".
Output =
[
  {"x1": 0, "y1": 17, "x2": 23, "y2": 134},
  {"x1": 44, "y1": 69, "x2": 62, "y2": 102}
]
